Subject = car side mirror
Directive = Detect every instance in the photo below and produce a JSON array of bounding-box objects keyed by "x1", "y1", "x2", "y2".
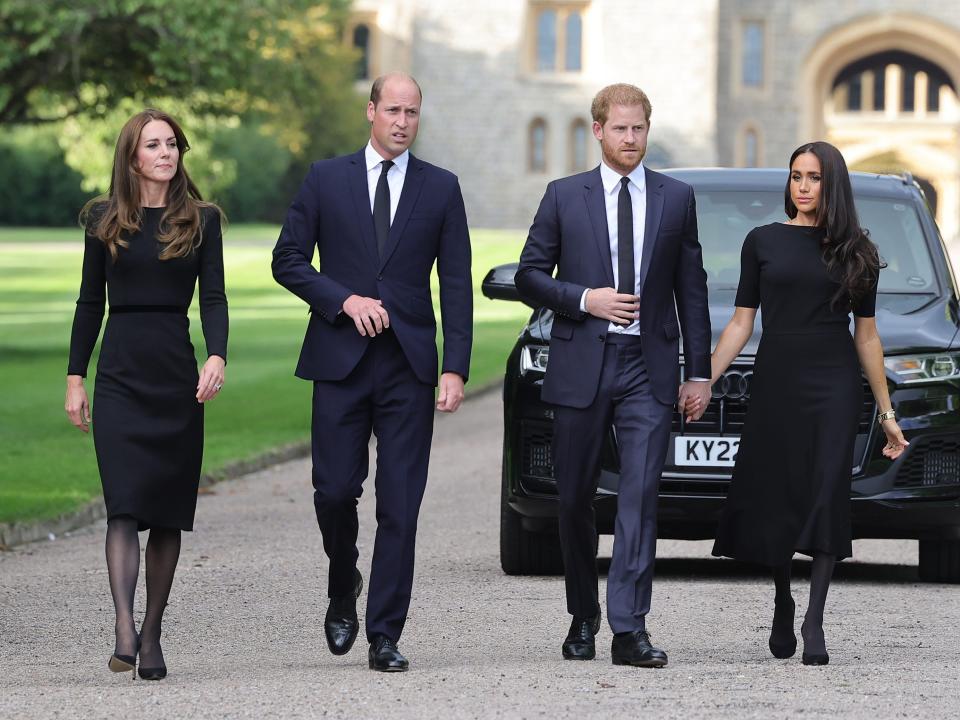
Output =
[{"x1": 482, "y1": 263, "x2": 522, "y2": 302}]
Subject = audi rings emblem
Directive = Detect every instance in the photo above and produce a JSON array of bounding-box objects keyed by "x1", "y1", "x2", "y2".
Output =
[{"x1": 712, "y1": 370, "x2": 752, "y2": 400}]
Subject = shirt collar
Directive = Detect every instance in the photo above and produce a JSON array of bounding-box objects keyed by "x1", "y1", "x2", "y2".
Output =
[
  {"x1": 365, "y1": 141, "x2": 409, "y2": 174},
  {"x1": 599, "y1": 159, "x2": 646, "y2": 195}
]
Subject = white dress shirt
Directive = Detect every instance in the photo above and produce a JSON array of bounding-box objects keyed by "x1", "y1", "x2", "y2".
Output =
[{"x1": 365, "y1": 141, "x2": 409, "y2": 222}]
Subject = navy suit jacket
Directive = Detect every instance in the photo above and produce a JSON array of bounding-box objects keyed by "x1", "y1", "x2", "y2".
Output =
[
  {"x1": 272, "y1": 148, "x2": 472, "y2": 386},
  {"x1": 515, "y1": 166, "x2": 710, "y2": 408}
]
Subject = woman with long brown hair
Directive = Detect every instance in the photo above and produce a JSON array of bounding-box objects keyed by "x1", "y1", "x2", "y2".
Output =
[
  {"x1": 65, "y1": 109, "x2": 228, "y2": 680},
  {"x1": 704, "y1": 141, "x2": 907, "y2": 665}
]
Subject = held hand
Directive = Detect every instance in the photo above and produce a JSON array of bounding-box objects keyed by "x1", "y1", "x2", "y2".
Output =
[
  {"x1": 343, "y1": 294, "x2": 390, "y2": 337},
  {"x1": 880, "y1": 419, "x2": 909, "y2": 460},
  {"x1": 436, "y1": 372, "x2": 465, "y2": 413},
  {"x1": 197, "y1": 355, "x2": 226, "y2": 403},
  {"x1": 65, "y1": 376, "x2": 91, "y2": 432},
  {"x1": 584, "y1": 288, "x2": 639, "y2": 325},
  {"x1": 678, "y1": 380, "x2": 711, "y2": 422}
]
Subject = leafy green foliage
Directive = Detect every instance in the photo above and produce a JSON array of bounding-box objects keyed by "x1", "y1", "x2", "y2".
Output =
[
  {"x1": 0, "y1": 0, "x2": 354, "y2": 124},
  {"x1": 0, "y1": 0, "x2": 370, "y2": 221},
  {"x1": 0, "y1": 126, "x2": 88, "y2": 224}
]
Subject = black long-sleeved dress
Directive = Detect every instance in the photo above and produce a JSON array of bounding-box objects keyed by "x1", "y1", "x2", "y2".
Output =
[
  {"x1": 712, "y1": 222, "x2": 877, "y2": 564},
  {"x1": 68, "y1": 205, "x2": 228, "y2": 531}
]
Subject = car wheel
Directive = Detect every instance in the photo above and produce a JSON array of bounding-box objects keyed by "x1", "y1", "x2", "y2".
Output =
[
  {"x1": 918, "y1": 539, "x2": 960, "y2": 583},
  {"x1": 500, "y1": 468, "x2": 564, "y2": 576}
]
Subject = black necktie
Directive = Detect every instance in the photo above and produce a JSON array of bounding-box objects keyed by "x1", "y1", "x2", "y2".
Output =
[
  {"x1": 617, "y1": 176, "x2": 635, "y2": 295},
  {"x1": 373, "y1": 159, "x2": 394, "y2": 261}
]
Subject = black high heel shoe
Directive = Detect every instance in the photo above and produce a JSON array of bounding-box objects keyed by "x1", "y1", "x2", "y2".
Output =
[
  {"x1": 108, "y1": 636, "x2": 141, "y2": 679},
  {"x1": 800, "y1": 621, "x2": 830, "y2": 666},
  {"x1": 137, "y1": 639, "x2": 167, "y2": 680},
  {"x1": 768, "y1": 598, "x2": 797, "y2": 659}
]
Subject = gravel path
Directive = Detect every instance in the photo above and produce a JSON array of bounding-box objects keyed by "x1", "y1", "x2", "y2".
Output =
[{"x1": 1, "y1": 388, "x2": 957, "y2": 719}]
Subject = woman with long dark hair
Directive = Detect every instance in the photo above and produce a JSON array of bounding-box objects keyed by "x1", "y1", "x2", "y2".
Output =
[
  {"x1": 703, "y1": 141, "x2": 907, "y2": 665},
  {"x1": 64, "y1": 109, "x2": 228, "y2": 680}
]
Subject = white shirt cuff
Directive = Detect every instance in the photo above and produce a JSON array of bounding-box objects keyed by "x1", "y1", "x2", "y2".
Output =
[{"x1": 580, "y1": 289, "x2": 589, "y2": 313}]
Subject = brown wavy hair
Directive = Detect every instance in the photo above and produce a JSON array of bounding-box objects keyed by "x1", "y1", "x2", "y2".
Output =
[
  {"x1": 784, "y1": 141, "x2": 883, "y2": 310},
  {"x1": 81, "y1": 108, "x2": 221, "y2": 261}
]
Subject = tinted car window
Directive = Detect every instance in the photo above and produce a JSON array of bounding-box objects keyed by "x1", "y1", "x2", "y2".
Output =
[{"x1": 695, "y1": 190, "x2": 937, "y2": 312}]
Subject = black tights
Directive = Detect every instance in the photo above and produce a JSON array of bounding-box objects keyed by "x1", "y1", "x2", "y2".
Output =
[
  {"x1": 770, "y1": 553, "x2": 835, "y2": 656},
  {"x1": 105, "y1": 517, "x2": 181, "y2": 668}
]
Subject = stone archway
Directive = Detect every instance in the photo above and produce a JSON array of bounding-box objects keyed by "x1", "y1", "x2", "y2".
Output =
[{"x1": 800, "y1": 13, "x2": 960, "y2": 243}]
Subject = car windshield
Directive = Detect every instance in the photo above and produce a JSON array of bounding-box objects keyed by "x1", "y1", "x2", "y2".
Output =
[{"x1": 696, "y1": 191, "x2": 938, "y2": 296}]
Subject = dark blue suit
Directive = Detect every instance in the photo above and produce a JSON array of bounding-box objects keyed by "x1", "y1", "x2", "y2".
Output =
[
  {"x1": 516, "y1": 165, "x2": 709, "y2": 632},
  {"x1": 272, "y1": 148, "x2": 472, "y2": 642}
]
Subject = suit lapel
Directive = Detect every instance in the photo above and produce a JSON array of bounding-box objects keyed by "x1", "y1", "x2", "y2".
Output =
[
  {"x1": 347, "y1": 149, "x2": 379, "y2": 266},
  {"x1": 584, "y1": 168, "x2": 615, "y2": 288},
  {"x1": 637, "y1": 167, "x2": 664, "y2": 296},
  {"x1": 379, "y1": 154, "x2": 426, "y2": 271}
]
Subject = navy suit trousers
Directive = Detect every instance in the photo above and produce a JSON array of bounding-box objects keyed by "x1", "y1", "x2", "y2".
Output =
[
  {"x1": 310, "y1": 329, "x2": 434, "y2": 643},
  {"x1": 552, "y1": 336, "x2": 672, "y2": 633}
]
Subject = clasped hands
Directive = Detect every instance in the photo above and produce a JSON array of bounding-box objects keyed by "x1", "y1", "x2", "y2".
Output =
[{"x1": 342, "y1": 294, "x2": 464, "y2": 413}]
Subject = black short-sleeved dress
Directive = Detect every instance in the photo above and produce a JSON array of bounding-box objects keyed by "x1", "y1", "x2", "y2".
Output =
[
  {"x1": 712, "y1": 222, "x2": 877, "y2": 565},
  {"x1": 67, "y1": 206, "x2": 228, "y2": 531}
]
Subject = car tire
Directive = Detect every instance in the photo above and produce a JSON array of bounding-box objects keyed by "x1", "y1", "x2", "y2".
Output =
[
  {"x1": 500, "y1": 472, "x2": 564, "y2": 576},
  {"x1": 918, "y1": 539, "x2": 960, "y2": 583}
]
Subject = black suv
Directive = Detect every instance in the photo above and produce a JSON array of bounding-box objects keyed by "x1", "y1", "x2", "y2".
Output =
[{"x1": 484, "y1": 168, "x2": 960, "y2": 583}]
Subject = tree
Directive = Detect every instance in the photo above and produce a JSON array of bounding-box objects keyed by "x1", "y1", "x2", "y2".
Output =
[{"x1": 0, "y1": 0, "x2": 358, "y2": 126}]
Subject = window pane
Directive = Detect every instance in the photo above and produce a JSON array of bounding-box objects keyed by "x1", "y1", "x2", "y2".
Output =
[
  {"x1": 571, "y1": 121, "x2": 587, "y2": 171},
  {"x1": 928, "y1": 80, "x2": 941, "y2": 112},
  {"x1": 742, "y1": 22, "x2": 763, "y2": 87},
  {"x1": 353, "y1": 25, "x2": 370, "y2": 80},
  {"x1": 847, "y1": 75, "x2": 862, "y2": 111},
  {"x1": 536, "y1": 10, "x2": 557, "y2": 72},
  {"x1": 693, "y1": 191, "x2": 935, "y2": 296},
  {"x1": 902, "y1": 70, "x2": 915, "y2": 112},
  {"x1": 873, "y1": 70, "x2": 885, "y2": 111},
  {"x1": 531, "y1": 121, "x2": 547, "y2": 172},
  {"x1": 565, "y1": 12, "x2": 582, "y2": 71},
  {"x1": 744, "y1": 130, "x2": 758, "y2": 168}
]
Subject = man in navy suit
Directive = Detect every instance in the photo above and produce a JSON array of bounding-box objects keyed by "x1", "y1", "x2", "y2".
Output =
[
  {"x1": 272, "y1": 72, "x2": 472, "y2": 672},
  {"x1": 515, "y1": 84, "x2": 711, "y2": 667}
]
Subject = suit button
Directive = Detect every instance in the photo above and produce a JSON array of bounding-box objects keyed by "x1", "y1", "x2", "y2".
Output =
[
  {"x1": 377, "y1": 274, "x2": 383, "y2": 281},
  {"x1": 598, "y1": 334, "x2": 604, "y2": 341}
]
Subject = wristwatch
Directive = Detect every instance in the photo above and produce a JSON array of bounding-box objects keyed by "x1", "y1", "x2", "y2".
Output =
[{"x1": 877, "y1": 409, "x2": 896, "y2": 424}]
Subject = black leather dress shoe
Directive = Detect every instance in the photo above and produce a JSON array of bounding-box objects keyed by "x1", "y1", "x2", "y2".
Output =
[
  {"x1": 324, "y1": 569, "x2": 363, "y2": 656},
  {"x1": 368, "y1": 635, "x2": 409, "y2": 672},
  {"x1": 611, "y1": 630, "x2": 668, "y2": 668},
  {"x1": 562, "y1": 613, "x2": 601, "y2": 660}
]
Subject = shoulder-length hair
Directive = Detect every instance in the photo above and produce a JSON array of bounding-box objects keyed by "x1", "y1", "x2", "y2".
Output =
[
  {"x1": 784, "y1": 141, "x2": 882, "y2": 310},
  {"x1": 81, "y1": 108, "x2": 221, "y2": 261}
]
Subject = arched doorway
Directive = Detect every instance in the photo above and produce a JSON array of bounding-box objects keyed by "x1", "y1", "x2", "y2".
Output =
[{"x1": 801, "y1": 14, "x2": 960, "y2": 244}]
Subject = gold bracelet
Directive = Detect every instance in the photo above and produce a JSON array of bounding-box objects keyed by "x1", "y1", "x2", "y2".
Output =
[{"x1": 876, "y1": 409, "x2": 896, "y2": 424}]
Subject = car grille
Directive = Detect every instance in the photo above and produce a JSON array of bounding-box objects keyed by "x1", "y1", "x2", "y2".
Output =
[
  {"x1": 894, "y1": 436, "x2": 960, "y2": 488},
  {"x1": 673, "y1": 369, "x2": 875, "y2": 434}
]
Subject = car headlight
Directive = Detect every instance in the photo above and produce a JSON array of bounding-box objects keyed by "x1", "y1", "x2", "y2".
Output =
[
  {"x1": 520, "y1": 345, "x2": 549, "y2": 375},
  {"x1": 885, "y1": 353, "x2": 960, "y2": 383}
]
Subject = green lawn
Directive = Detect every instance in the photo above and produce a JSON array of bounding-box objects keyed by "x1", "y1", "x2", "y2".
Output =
[{"x1": 0, "y1": 226, "x2": 530, "y2": 524}]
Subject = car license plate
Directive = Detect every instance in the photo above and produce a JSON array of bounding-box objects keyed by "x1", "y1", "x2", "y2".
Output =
[{"x1": 674, "y1": 436, "x2": 740, "y2": 467}]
